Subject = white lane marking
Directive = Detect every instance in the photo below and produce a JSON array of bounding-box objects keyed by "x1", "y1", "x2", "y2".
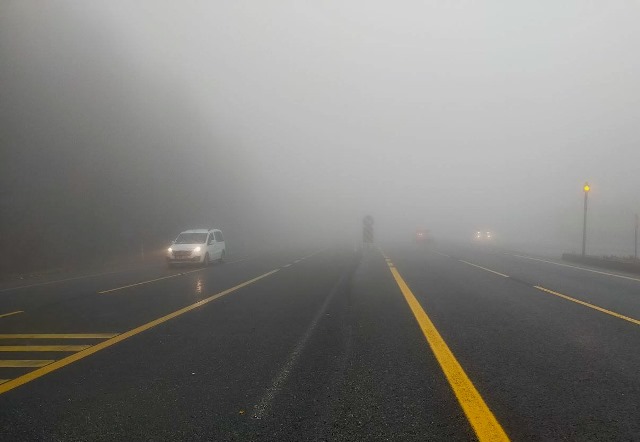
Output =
[
  {"x1": 282, "y1": 264, "x2": 292, "y2": 268},
  {"x1": 100, "y1": 252, "x2": 318, "y2": 294},
  {"x1": 435, "y1": 251, "x2": 452, "y2": 258},
  {"x1": 99, "y1": 268, "x2": 203, "y2": 294},
  {"x1": 459, "y1": 260, "x2": 509, "y2": 278},
  {"x1": 298, "y1": 248, "x2": 328, "y2": 261},
  {"x1": 253, "y1": 267, "x2": 347, "y2": 419},
  {"x1": 510, "y1": 254, "x2": 640, "y2": 283},
  {"x1": 0, "y1": 311, "x2": 24, "y2": 319},
  {"x1": 0, "y1": 269, "x2": 133, "y2": 293}
]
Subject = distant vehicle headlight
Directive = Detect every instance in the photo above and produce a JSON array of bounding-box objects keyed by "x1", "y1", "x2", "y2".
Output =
[
  {"x1": 168, "y1": 247, "x2": 173, "y2": 253},
  {"x1": 193, "y1": 246, "x2": 201, "y2": 254}
]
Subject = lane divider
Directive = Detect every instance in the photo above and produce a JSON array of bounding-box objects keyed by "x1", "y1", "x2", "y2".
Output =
[
  {"x1": 0, "y1": 311, "x2": 24, "y2": 319},
  {"x1": 0, "y1": 269, "x2": 137, "y2": 293},
  {"x1": 534, "y1": 286, "x2": 640, "y2": 326},
  {"x1": 383, "y1": 252, "x2": 510, "y2": 442},
  {"x1": 459, "y1": 260, "x2": 509, "y2": 278},
  {"x1": 253, "y1": 264, "x2": 351, "y2": 420},
  {"x1": 99, "y1": 250, "x2": 323, "y2": 294},
  {"x1": 99, "y1": 268, "x2": 204, "y2": 294}
]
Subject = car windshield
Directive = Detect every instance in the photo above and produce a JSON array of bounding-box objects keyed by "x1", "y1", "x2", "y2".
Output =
[{"x1": 174, "y1": 233, "x2": 207, "y2": 244}]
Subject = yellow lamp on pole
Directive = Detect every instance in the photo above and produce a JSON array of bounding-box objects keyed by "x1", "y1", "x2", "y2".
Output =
[{"x1": 582, "y1": 182, "x2": 590, "y2": 256}]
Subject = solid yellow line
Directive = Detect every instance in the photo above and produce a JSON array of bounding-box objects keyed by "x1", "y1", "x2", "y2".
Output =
[
  {"x1": 0, "y1": 311, "x2": 24, "y2": 319},
  {"x1": 0, "y1": 345, "x2": 91, "y2": 352},
  {"x1": 534, "y1": 286, "x2": 640, "y2": 326},
  {"x1": 0, "y1": 269, "x2": 280, "y2": 395},
  {"x1": 0, "y1": 379, "x2": 9, "y2": 384},
  {"x1": 459, "y1": 260, "x2": 509, "y2": 278},
  {"x1": 0, "y1": 360, "x2": 54, "y2": 368},
  {"x1": 0, "y1": 334, "x2": 118, "y2": 339},
  {"x1": 386, "y1": 262, "x2": 510, "y2": 442}
]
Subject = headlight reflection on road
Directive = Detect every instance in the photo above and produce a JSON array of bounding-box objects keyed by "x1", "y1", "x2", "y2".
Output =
[{"x1": 195, "y1": 278, "x2": 204, "y2": 295}]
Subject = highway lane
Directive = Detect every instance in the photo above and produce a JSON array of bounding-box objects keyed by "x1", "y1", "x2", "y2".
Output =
[
  {"x1": 439, "y1": 244, "x2": 640, "y2": 320},
  {"x1": 0, "y1": 244, "x2": 638, "y2": 440},
  {"x1": 387, "y1": 244, "x2": 640, "y2": 441},
  {"x1": 0, "y1": 248, "x2": 304, "y2": 331}
]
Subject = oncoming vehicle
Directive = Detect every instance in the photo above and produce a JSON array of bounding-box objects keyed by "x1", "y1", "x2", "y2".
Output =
[
  {"x1": 474, "y1": 231, "x2": 493, "y2": 242},
  {"x1": 414, "y1": 228, "x2": 432, "y2": 244},
  {"x1": 167, "y1": 229, "x2": 226, "y2": 267}
]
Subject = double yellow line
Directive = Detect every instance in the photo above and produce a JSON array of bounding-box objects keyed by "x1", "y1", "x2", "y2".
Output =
[{"x1": 383, "y1": 252, "x2": 510, "y2": 442}]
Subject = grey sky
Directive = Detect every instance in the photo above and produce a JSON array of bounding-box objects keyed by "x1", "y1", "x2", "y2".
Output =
[{"x1": 2, "y1": 1, "x2": 639, "y2": 259}]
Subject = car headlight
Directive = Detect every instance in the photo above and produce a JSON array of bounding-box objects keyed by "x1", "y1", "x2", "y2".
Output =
[
  {"x1": 193, "y1": 246, "x2": 201, "y2": 254},
  {"x1": 168, "y1": 247, "x2": 173, "y2": 253}
]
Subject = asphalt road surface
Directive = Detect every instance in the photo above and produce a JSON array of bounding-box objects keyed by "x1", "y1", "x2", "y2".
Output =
[{"x1": 0, "y1": 244, "x2": 639, "y2": 441}]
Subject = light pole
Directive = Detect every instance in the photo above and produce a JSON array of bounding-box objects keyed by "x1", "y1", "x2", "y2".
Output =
[
  {"x1": 635, "y1": 213, "x2": 638, "y2": 260},
  {"x1": 582, "y1": 182, "x2": 590, "y2": 257}
]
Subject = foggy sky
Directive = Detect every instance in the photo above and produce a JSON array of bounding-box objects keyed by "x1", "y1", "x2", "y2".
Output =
[{"x1": 2, "y1": 1, "x2": 640, "y2": 263}]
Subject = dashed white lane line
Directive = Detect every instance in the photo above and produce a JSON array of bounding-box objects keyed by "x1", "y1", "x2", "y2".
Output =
[
  {"x1": 253, "y1": 267, "x2": 348, "y2": 420},
  {"x1": 0, "y1": 311, "x2": 23, "y2": 319},
  {"x1": 99, "y1": 268, "x2": 202, "y2": 294},
  {"x1": 459, "y1": 260, "x2": 509, "y2": 278},
  {"x1": 0, "y1": 269, "x2": 132, "y2": 293}
]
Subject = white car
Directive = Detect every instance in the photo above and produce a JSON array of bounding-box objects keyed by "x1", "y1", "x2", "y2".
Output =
[{"x1": 167, "y1": 229, "x2": 226, "y2": 267}]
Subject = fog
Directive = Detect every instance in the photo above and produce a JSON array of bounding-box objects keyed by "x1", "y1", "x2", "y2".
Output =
[{"x1": 2, "y1": 1, "x2": 639, "y2": 272}]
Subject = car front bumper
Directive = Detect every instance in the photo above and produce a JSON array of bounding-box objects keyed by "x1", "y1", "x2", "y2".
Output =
[{"x1": 166, "y1": 256, "x2": 203, "y2": 264}]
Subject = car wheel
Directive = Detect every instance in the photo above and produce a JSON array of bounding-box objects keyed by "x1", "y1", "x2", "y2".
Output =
[
  {"x1": 219, "y1": 249, "x2": 226, "y2": 263},
  {"x1": 203, "y1": 253, "x2": 210, "y2": 267}
]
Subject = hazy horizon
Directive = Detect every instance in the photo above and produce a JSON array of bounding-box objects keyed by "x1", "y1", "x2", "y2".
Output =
[{"x1": 2, "y1": 1, "x2": 639, "y2": 272}]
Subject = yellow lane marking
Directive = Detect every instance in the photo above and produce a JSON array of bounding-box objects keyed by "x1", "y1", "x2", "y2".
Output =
[
  {"x1": 0, "y1": 268, "x2": 280, "y2": 395},
  {"x1": 534, "y1": 286, "x2": 640, "y2": 326},
  {"x1": 459, "y1": 260, "x2": 509, "y2": 278},
  {"x1": 99, "y1": 268, "x2": 203, "y2": 294},
  {"x1": 0, "y1": 311, "x2": 24, "y2": 319},
  {"x1": 385, "y1": 258, "x2": 510, "y2": 442},
  {"x1": 0, "y1": 379, "x2": 9, "y2": 384},
  {"x1": 0, "y1": 360, "x2": 54, "y2": 368},
  {"x1": 0, "y1": 346, "x2": 91, "y2": 352},
  {"x1": 0, "y1": 334, "x2": 118, "y2": 339},
  {"x1": 511, "y1": 254, "x2": 640, "y2": 283}
]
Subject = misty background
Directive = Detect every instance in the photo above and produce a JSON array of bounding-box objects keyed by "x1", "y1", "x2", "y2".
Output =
[{"x1": 1, "y1": 1, "x2": 639, "y2": 273}]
